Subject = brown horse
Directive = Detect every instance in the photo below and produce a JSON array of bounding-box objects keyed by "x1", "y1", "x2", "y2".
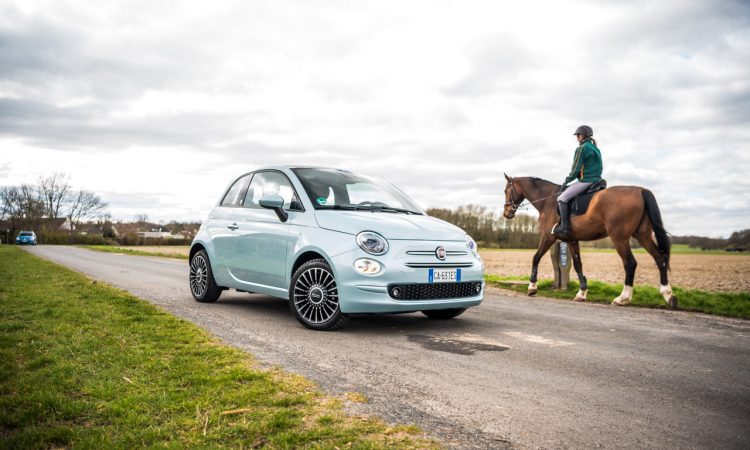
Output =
[{"x1": 502, "y1": 175, "x2": 677, "y2": 308}]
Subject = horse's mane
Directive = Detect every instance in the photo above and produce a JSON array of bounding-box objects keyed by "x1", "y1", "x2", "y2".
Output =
[{"x1": 527, "y1": 177, "x2": 560, "y2": 188}]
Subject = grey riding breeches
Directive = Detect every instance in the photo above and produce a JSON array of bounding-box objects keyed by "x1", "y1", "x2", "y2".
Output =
[{"x1": 558, "y1": 182, "x2": 593, "y2": 203}]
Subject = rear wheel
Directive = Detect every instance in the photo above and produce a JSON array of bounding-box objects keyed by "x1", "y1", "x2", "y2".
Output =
[
  {"x1": 421, "y1": 308, "x2": 467, "y2": 320},
  {"x1": 189, "y1": 250, "x2": 222, "y2": 303},
  {"x1": 289, "y1": 259, "x2": 346, "y2": 331}
]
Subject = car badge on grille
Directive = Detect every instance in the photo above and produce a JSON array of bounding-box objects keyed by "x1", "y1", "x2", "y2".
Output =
[{"x1": 435, "y1": 246, "x2": 446, "y2": 260}]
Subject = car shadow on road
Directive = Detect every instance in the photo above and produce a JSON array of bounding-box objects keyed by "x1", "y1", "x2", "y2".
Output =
[{"x1": 212, "y1": 291, "x2": 480, "y2": 335}]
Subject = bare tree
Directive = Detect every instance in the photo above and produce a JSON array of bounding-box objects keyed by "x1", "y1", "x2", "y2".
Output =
[
  {"x1": 135, "y1": 214, "x2": 149, "y2": 224},
  {"x1": 0, "y1": 184, "x2": 44, "y2": 239},
  {"x1": 38, "y1": 173, "x2": 71, "y2": 219},
  {"x1": 67, "y1": 189, "x2": 107, "y2": 230}
]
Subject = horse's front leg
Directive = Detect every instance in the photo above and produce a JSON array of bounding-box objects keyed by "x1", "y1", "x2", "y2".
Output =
[
  {"x1": 568, "y1": 241, "x2": 588, "y2": 301},
  {"x1": 528, "y1": 234, "x2": 557, "y2": 296}
]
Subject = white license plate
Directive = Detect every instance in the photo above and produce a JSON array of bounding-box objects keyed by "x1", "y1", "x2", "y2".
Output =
[{"x1": 428, "y1": 268, "x2": 461, "y2": 283}]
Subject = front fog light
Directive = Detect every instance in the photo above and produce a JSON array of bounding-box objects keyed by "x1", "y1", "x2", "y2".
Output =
[{"x1": 354, "y1": 258, "x2": 382, "y2": 275}]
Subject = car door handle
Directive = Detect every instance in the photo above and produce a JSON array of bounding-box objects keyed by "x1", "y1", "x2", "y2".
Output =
[{"x1": 227, "y1": 223, "x2": 239, "y2": 231}]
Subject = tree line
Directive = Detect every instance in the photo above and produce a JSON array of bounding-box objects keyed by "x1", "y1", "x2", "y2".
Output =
[
  {"x1": 0, "y1": 173, "x2": 107, "y2": 242},
  {"x1": 672, "y1": 230, "x2": 750, "y2": 251},
  {"x1": 427, "y1": 205, "x2": 749, "y2": 251},
  {"x1": 426, "y1": 205, "x2": 541, "y2": 248}
]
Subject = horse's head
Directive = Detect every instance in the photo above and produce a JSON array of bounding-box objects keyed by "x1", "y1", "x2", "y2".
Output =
[{"x1": 503, "y1": 173, "x2": 525, "y2": 219}]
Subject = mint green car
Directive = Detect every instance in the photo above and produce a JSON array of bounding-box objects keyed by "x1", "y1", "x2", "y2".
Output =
[{"x1": 189, "y1": 166, "x2": 484, "y2": 330}]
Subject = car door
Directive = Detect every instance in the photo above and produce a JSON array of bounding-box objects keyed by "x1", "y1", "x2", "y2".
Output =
[
  {"x1": 208, "y1": 173, "x2": 253, "y2": 278},
  {"x1": 224, "y1": 170, "x2": 301, "y2": 291}
]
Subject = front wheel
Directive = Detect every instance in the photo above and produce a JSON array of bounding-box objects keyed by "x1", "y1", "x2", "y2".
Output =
[
  {"x1": 189, "y1": 250, "x2": 222, "y2": 303},
  {"x1": 421, "y1": 308, "x2": 467, "y2": 320},
  {"x1": 289, "y1": 259, "x2": 346, "y2": 331}
]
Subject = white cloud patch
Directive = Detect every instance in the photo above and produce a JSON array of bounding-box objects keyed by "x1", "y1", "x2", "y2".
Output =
[{"x1": 1, "y1": 0, "x2": 748, "y2": 237}]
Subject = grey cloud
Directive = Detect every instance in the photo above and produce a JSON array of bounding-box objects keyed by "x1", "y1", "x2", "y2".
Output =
[
  {"x1": 443, "y1": 34, "x2": 539, "y2": 97},
  {"x1": 0, "y1": 97, "x2": 272, "y2": 150}
]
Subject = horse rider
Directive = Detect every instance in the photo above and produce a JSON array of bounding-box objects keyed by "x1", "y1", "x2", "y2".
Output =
[{"x1": 553, "y1": 125, "x2": 603, "y2": 239}]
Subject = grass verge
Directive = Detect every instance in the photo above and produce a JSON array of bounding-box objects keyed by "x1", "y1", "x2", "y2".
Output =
[
  {"x1": 0, "y1": 246, "x2": 437, "y2": 449},
  {"x1": 485, "y1": 274, "x2": 750, "y2": 319},
  {"x1": 80, "y1": 245, "x2": 188, "y2": 259}
]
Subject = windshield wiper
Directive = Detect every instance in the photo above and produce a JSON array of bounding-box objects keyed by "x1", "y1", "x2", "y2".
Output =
[
  {"x1": 364, "y1": 205, "x2": 421, "y2": 215},
  {"x1": 318, "y1": 204, "x2": 420, "y2": 214}
]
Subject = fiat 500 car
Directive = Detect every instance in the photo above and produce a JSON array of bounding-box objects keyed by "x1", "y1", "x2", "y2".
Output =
[
  {"x1": 189, "y1": 166, "x2": 484, "y2": 330},
  {"x1": 16, "y1": 231, "x2": 37, "y2": 245}
]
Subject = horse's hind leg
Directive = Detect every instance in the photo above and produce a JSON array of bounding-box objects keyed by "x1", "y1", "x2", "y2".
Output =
[
  {"x1": 635, "y1": 226, "x2": 678, "y2": 309},
  {"x1": 569, "y1": 241, "x2": 588, "y2": 301},
  {"x1": 528, "y1": 234, "x2": 556, "y2": 296},
  {"x1": 612, "y1": 236, "x2": 637, "y2": 306}
]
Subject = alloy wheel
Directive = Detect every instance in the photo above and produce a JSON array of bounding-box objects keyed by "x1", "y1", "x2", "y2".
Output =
[
  {"x1": 190, "y1": 254, "x2": 208, "y2": 298},
  {"x1": 293, "y1": 267, "x2": 339, "y2": 324}
]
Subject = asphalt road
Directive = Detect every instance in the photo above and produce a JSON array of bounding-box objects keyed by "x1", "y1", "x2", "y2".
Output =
[{"x1": 24, "y1": 246, "x2": 750, "y2": 449}]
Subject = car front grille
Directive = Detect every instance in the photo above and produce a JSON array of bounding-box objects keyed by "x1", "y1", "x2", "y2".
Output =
[{"x1": 388, "y1": 282, "x2": 482, "y2": 300}]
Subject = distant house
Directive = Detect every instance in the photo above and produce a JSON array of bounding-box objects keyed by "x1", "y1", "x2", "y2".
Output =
[{"x1": 137, "y1": 229, "x2": 183, "y2": 240}]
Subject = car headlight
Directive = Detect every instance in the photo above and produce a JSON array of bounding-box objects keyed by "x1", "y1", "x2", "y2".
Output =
[
  {"x1": 466, "y1": 234, "x2": 479, "y2": 257},
  {"x1": 356, "y1": 231, "x2": 389, "y2": 255},
  {"x1": 354, "y1": 258, "x2": 382, "y2": 275}
]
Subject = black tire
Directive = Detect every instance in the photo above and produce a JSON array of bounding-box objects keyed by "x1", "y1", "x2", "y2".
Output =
[
  {"x1": 189, "y1": 250, "x2": 222, "y2": 303},
  {"x1": 289, "y1": 259, "x2": 346, "y2": 331},
  {"x1": 421, "y1": 308, "x2": 467, "y2": 320}
]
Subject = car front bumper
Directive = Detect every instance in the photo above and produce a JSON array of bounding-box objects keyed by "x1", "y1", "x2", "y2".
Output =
[{"x1": 330, "y1": 240, "x2": 484, "y2": 314}]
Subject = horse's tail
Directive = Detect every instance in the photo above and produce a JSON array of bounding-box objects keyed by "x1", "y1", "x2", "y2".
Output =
[{"x1": 642, "y1": 189, "x2": 671, "y2": 270}]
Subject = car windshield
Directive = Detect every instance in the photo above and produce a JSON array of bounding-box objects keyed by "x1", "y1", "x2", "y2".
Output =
[
  {"x1": 292, "y1": 168, "x2": 423, "y2": 214},
  {"x1": 19, "y1": 232, "x2": 33, "y2": 237}
]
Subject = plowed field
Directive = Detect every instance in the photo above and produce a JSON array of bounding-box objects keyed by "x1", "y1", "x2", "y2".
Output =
[{"x1": 480, "y1": 250, "x2": 750, "y2": 293}]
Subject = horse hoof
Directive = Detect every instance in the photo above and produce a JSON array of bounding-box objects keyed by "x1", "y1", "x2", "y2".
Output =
[
  {"x1": 668, "y1": 295, "x2": 678, "y2": 309},
  {"x1": 528, "y1": 290, "x2": 537, "y2": 297},
  {"x1": 612, "y1": 298, "x2": 629, "y2": 306},
  {"x1": 574, "y1": 296, "x2": 586, "y2": 302}
]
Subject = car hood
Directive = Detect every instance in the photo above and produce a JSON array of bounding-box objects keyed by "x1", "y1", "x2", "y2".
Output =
[{"x1": 313, "y1": 211, "x2": 467, "y2": 241}]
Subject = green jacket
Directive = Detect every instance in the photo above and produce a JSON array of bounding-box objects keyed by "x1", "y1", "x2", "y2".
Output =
[{"x1": 565, "y1": 138, "x2": 603, "y2": 184}]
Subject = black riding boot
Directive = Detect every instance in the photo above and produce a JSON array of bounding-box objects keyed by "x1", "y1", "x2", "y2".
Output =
[{"x1": 553, "y1": 201, "x2": 572, "y2": 239}]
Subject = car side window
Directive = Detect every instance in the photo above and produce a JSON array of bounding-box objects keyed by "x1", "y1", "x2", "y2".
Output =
[
  {"x1": 244, "y1": 171, "x2": 300, "y2": 210},
  {"x1": 220, "y1": 174, "x2": 251, "y2": 207}
]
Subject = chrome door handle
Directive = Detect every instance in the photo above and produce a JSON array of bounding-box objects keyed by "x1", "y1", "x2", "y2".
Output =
[{"x1": 227, "y1": 223, "x2": 239, "y2": 231}]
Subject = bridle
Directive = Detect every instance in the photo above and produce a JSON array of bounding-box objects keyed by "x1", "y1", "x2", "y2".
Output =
[
  {"x1": 505, "y1": 178, "x2": 560, "y2": 213},
  {"x1": 504, "y1": 181, "x2": 523, "y2": 214}
]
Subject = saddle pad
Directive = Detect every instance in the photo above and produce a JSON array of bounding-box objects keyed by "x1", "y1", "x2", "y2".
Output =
[{"x1": 570, "y1": 190, "x2": 601, "y2": 216}]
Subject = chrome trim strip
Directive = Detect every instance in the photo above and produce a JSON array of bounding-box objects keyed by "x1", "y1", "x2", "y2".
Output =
[
  {"x1": 405, "y1": 262, "x2": 474, "y2": 268},
  {"x1": 406, "y1": 250, "x2": 468, "y2": 256}
]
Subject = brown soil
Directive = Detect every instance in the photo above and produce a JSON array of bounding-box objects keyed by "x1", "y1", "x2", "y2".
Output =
[{"x1": 480, "y1": 250, "x2": 750, "y2": 293}]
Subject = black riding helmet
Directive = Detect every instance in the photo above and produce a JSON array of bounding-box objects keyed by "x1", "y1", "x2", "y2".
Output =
[{"x1": 573, "y1": 125, "x2": 593, "y2": 137}]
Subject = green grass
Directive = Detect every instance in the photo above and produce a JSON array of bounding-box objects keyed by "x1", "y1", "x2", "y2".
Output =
[
  {"x1": 80, "y1": 245, "x2": 189, "y2": 259},
  {"x1": 0, "y1": 246, "x2": 437, "y2": 449},
  {"x1": 485, "y1": 274, "x2": 750, "y2": 319}
]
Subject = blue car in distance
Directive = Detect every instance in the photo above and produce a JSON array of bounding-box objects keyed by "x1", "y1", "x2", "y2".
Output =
[
  {"x1": 189, "y1": 166, "x2": 484, "y2": 330},
  {"x1": 16, "y1": 231, "x2": 37, "y2": 245}
]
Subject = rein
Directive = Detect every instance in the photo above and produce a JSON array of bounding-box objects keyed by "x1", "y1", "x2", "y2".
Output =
[{"x1": 505, "y1": 181, "x2": 559, "y2": 212}]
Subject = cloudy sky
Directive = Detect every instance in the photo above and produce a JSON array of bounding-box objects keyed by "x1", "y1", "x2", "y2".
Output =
[{"x1": 1, "y1": 0, "x2": 748, "y2": 237}]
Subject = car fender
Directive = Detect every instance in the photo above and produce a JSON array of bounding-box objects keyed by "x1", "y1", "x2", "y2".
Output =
[
  {"x1": 190, "y1": 230, "x2": 230, "y2": 287},
  {"x1": 288, "y1": 226, "x2": 356, "y2": 288}
]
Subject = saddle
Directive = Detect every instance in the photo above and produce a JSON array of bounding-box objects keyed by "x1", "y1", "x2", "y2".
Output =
[{"x1": 566, "y1": 179, "x2": 607, "y2": 217}]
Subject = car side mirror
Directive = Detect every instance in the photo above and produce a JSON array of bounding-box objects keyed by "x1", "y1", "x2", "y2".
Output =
[{"x1": 259, "y1": 194, "x2": 288, "y2": 222}]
